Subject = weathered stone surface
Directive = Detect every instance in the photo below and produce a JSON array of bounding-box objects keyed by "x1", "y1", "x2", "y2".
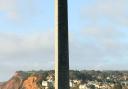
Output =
[
  {"x1": 0, "y1": 71, "x2": 26, "y2": 89},
  {"x1": 0, "y1": 71, "x2": 43, "y2": 89},
  {"x1": 22, "y1": 76, "x2": 39, "y2": 89}
]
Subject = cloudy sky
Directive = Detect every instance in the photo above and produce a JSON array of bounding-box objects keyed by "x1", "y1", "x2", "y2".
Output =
[{"x1": 0, "y1": 0, "x2": 128, "y2": 81}]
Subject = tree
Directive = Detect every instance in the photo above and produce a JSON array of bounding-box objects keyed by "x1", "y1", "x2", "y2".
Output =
[{"x1": 113, "y1": 83, "x2": 122, "y2": 89}]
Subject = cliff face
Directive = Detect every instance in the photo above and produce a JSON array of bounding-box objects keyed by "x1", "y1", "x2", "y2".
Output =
[
  {"x1": 1, "y1": 76, "x2": 23, "y2": 89},
  {"x1": 0, "y1": 72, "x2": 24, "y2": 89},
  {"x1": 22, "y1": 76, "x2": 42, "y2": 89},
  {"x1": 0, "y1": 71, "x2": 43, "y2": 89}
]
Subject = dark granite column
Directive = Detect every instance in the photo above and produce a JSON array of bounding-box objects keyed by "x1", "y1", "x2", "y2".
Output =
[{"x1": 55, "y1": 0, "x2": 69, "y2": 89}]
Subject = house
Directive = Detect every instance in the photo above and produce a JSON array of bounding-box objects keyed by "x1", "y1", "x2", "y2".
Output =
[
  {"x1": 121, "y1": 81, "x2": 128, "y2": 86},
  {"x1": 69, "y1": 80, "x2": 82, "y2": 88},
  {"x1": 79, "y1": 84, "x2": 88, "y2": 89},
  {"x1": 42, "y1": 80, "x2": 54, "y2": 89},
  {"x1": 70, "y1": 80, "x2": 74, "y2": 87},
  {"x1": 42, "y1": 81, "x2": 49, "y2": 89}
]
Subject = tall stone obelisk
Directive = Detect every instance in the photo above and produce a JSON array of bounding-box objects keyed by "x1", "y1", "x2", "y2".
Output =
[{"x1": 55, "y1": 0, "x2": 69, "y2": 89}]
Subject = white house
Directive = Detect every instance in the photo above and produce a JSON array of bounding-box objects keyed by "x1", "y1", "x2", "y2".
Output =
[
  {"x1": 42, "y1": 80, "x2": 54, "y2": 89},
  {"x1": 42, "y1": 81, "x2": 49, "y2": 89},
  {"x1": 79, "y1": 84, "x2": 88, "y2": 89}
]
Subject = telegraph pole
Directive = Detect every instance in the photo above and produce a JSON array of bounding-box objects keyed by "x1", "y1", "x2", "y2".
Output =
[{"x1": 55, "y1": 0, "x2": 69, "y2": 89}]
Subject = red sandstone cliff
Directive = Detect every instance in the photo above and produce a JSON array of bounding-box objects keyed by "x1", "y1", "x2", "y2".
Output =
[{"x1": 0, "y1": 71, "x2": 43, "y2": 89}]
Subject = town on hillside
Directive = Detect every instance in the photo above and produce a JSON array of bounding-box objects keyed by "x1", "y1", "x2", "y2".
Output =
[
  {"x1": 1, "y1": 70, "x2": 128, "y2": 89},
  {"x1": 40, "y1": 70, "x2": 128, "y2": 89}
]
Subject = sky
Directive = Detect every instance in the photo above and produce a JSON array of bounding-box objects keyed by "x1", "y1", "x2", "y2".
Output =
[{"x1": 0, "y1": 0, "x2": 128, "y2": 81}]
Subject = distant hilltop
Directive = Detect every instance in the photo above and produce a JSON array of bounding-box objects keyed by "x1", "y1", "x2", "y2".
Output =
[
  {"x1": 0, "y1": 70, "x2": 54, "y2": 89},
  {"x1": 0, "y1": 70, "x2": 128, "y2": 89}
]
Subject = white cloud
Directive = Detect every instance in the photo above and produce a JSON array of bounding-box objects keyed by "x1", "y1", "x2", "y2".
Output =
[
  {"x1": 81, "y1": 0, "x2": 128, "y2": 26},
  {"x1": 0, "y1": 31, "x2": 53, "y2": 54},
  {"x1": 0, "y1": 31, "x2": 54, "y2": 81},
  {"x1": 0, "y1": 0, "x2": 16, "y2": 11},
  {"x1": 0, "y1": 0, "x2": 44, "y2": 21},
  {"x1": 69, "y1": 0, "x2": 128, "y2": 70},
  {"x1": 0, "y1": 0, "x2": 20, "y2": 21},
  {"x1": 82, "y1": 0, "x2": 126, "y2": 16},
  {"x1": 83, "y1": 27, "x2": 124, "y2": 52},
  {"x1": 69, "y1": 25, "x2": 128, "y2": 70}
]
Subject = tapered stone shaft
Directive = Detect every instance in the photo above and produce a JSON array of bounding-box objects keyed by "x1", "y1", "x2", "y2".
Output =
[{"x1": 55, "y1": 0, "x2": 69, "y2": 89}]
